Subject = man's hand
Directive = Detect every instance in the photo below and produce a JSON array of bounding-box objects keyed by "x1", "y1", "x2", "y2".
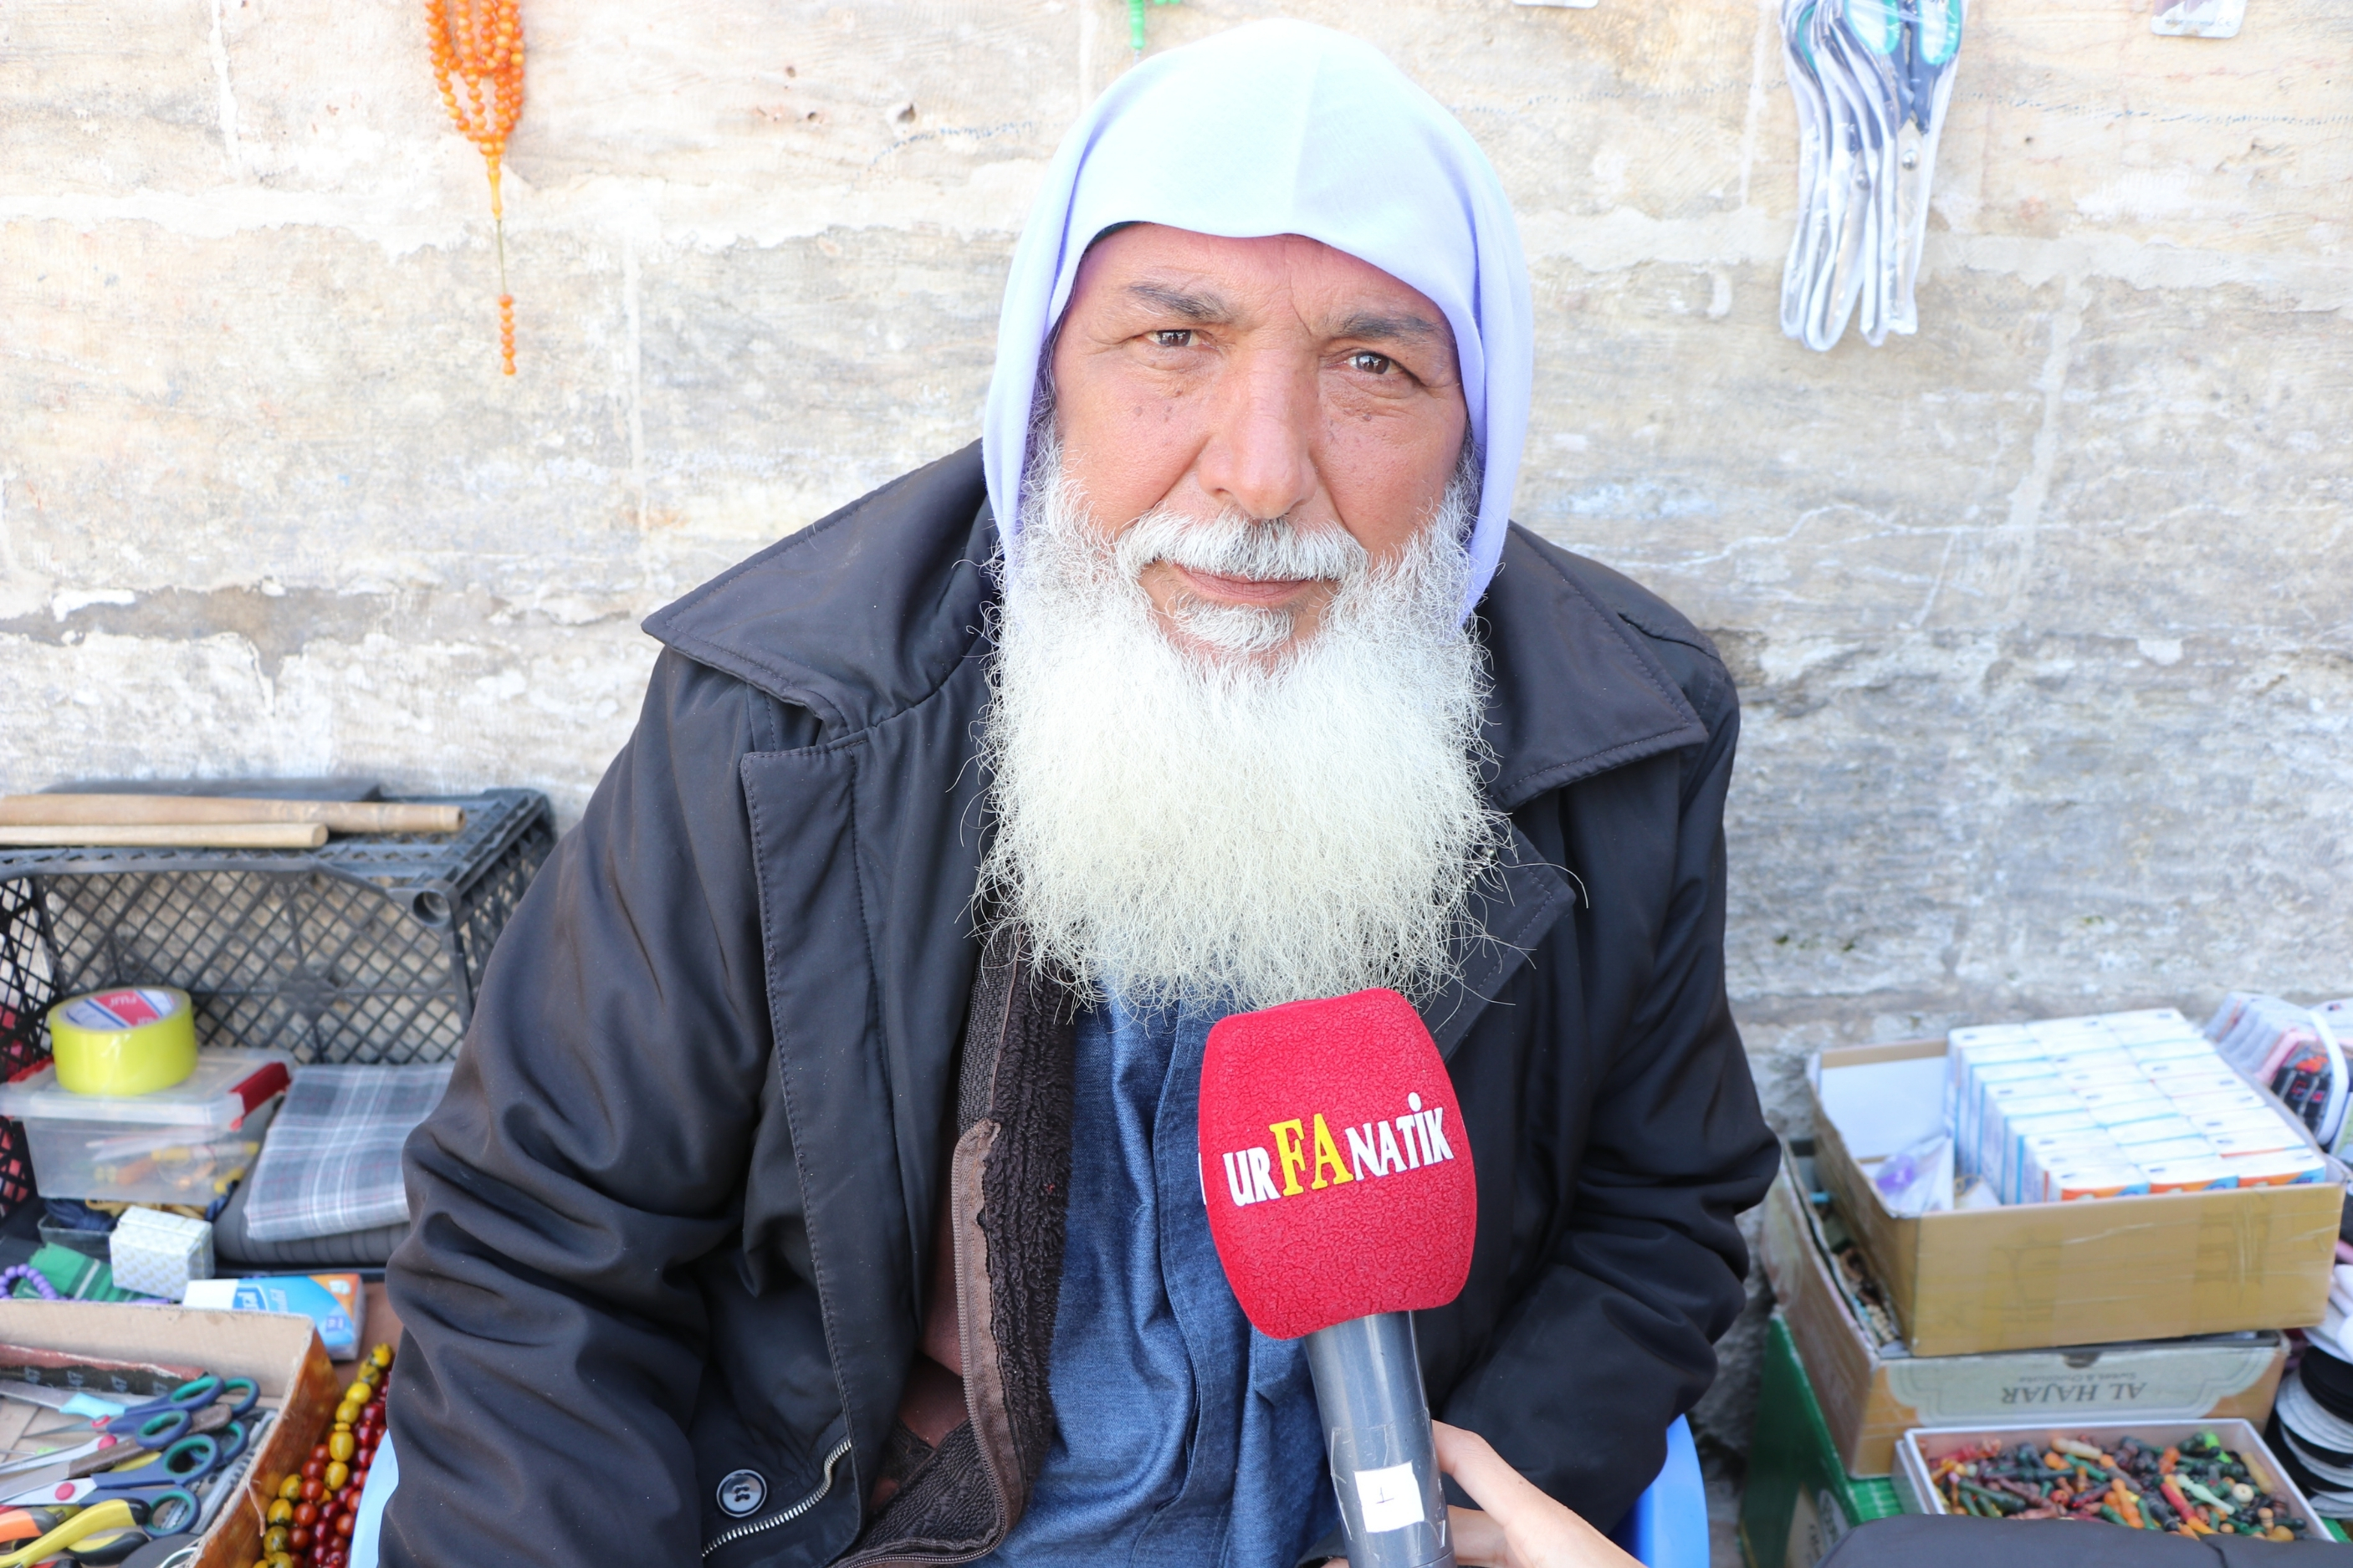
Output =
[{"x1": 1434, "y1": 1421, "x2": 1643, "y2": 1568}]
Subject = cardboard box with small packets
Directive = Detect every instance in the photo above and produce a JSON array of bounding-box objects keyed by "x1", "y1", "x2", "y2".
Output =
[
  {"x1": 1810, "y1": 1039, "x2": 2340, "y2": 1356},
  {"x1": 1761, "y1": 1142, "x2": 2288, "y2": 1477}
]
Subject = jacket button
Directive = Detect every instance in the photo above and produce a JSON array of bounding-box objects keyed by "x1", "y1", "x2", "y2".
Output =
[{"x1": 717, "y1": 1468, "x2": 769, "y2": 1517}]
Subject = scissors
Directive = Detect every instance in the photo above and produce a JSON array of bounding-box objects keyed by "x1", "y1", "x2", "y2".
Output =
[
  {"x1": 0, "y1": 1499, "x2": 141, "y2": 1568},
  {"x1": 0, "y1": 1385, "x2": 125, "y2": 1421},
  {"x1": 47, "y1": 1499, "x2": 187, "y2": 1565},
  {"x1": 0, "y1": 1430, "x2": 140, "y2": 1482},
  {"x1": 60, "y1": 1524, "x2": 156, "y2": 1565},
  {"x1": 1836, "y1": 0, "x2": 1961, "y2": 131},
  {"x1": 0, "y1": 1507, "x2": 68, "y2": 1545},
  {"x1": 92, "y1": 1377, "x2": 256, "y2": 1449},
  {"x1": 0, "y1": 1426, "x2": 244, "y2": 1534}
]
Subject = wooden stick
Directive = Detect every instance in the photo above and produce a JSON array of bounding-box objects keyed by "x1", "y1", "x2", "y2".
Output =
[
  {"x1": 0, "y1": 824, "x2": 329, "y2": 850},
  {"x1": 0, "y1": 795, "x2": 463, "y2": 835}
]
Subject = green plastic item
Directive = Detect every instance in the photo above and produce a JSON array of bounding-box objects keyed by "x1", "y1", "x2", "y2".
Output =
[
  {"x1": 1127, "y1": 0, "x2": 1180, "y2": 54},
  {"x1": 1740, "y1": 1315, "x2": 1904, "y2": 1568},
  {"x1": 17, "y1": 1242, "x2": 152, "y2": 1303}
]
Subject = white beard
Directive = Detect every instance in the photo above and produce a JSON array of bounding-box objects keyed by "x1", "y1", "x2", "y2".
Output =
[{"x1": 976, "y1": 444, "x2": 1506, "y2": 1013}]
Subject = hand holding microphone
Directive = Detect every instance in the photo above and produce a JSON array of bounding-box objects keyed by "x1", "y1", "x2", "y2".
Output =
[
  {"x1": 1200, "y1": 988, "x2": 1479, "y2": 1568},
  {"x1": 1317, "y1": 1428, "x2": 1639, "y2": 1568},
  {"x1": 1435, "y1": 1423, "x2": 1640, "y2": 1568}
]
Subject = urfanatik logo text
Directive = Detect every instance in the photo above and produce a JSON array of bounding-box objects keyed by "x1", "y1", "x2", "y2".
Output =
[{"x1": 1219, "y1": 1092, "x2": 1459, "y2": 1207}]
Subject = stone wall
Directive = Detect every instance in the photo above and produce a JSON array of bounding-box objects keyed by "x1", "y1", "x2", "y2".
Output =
[{"x1": 7, "y1": 0, "x2": 2350, "y2": 1478}]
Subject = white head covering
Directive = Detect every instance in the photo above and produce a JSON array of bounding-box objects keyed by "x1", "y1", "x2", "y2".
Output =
[{"x1": 983, "y1": 20, "x2": 1534, "y2": 620}]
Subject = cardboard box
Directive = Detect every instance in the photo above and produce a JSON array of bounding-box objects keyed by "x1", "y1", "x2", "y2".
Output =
[
  {"x1": 1813, "y1": 1039, "x2": 2340, "y2": 1356},
  {"x1": 1760, "y1": 1149, "x2": 2287, "y2": 1477},
  {"x1": 0, "y1": 1299, "x2": 339, "y2": 1568},
  {"x1": 1737, "y1": 1315, "x2": 1905, "y2": 1568}
]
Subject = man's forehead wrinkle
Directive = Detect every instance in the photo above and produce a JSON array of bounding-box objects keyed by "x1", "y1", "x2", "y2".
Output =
[{"x1": 1106, "y1": 248, "x2": 1449, "y2": 347}]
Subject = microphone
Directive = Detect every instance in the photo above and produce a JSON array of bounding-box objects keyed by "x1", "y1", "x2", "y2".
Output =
[{"x1": 1200, "y1": 988, "x2": 1476, "y2": 1568}]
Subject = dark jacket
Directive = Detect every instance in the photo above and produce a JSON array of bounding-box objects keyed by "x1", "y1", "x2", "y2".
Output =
[{"x1": 383, "y1": 442, "x2": 1777, "y2": 1567}]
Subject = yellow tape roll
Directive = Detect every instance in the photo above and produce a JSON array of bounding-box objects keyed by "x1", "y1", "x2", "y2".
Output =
[{"x1": 46, "y1": 986, "x2": 198, "y2": 1096}]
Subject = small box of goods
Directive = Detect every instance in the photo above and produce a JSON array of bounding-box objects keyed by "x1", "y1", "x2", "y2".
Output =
[
  {"x1": 185, "y1": 1273, "x2": 366, "y2": 1361},
  {"x1": 1809, "y1": 1010, "x2": 2341, "y2": 1356},
  {"x1": 108, "y1": 1205, "x2": 215, "y2": 1301},
  {"x1": 1943, "y1": 1009, "x2": 2330, "y2": 1203},
  {"x1": 1893, "y1": 1420, "x2": 2323, "y2": 1541},
  {"x1": 0, "y1": 1296, "x2": 340, "y2": 1567},
  {"x1": 0, "y1": 1050, "x2": 289, "y2": 1208},
  {"x1": 2205, "y1": 993, "x2": 2353, "y2": 1152}
]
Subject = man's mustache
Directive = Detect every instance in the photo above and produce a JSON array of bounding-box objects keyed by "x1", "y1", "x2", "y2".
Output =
[{"x1": 1113, "y1": 509, "x2": 1368, "y2": 587}]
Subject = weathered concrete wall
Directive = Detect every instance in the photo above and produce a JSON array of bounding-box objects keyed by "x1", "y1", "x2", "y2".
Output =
[{"x1": 6, "y1": 0, "x2": 2350, "y2": 1477}]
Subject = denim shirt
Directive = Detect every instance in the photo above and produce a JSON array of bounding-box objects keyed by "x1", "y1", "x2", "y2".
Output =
[{"x1": 985, "y1": 996, "x2": 1338, "y2": 1568}]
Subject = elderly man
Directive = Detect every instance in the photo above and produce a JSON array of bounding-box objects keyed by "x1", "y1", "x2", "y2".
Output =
[{"x1": 384, "y1": 21, "x2": 1774, "y2": 1568}]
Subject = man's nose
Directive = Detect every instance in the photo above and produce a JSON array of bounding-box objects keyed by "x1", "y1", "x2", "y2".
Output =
[{"x1": 1192, "y1": 352, "x2": 1320, "y2": 523}]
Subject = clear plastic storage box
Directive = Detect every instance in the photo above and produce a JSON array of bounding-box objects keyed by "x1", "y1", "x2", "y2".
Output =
[{"x1": 0, "y1": 1049, "x2": 293, "y2": 1206}]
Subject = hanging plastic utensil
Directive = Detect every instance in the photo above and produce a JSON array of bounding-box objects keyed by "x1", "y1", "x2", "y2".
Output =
[
  {"x1": 1779, "y1": 0, "x2": 1966, "y2": 350},
  {"x1": 1891, "y1": 0, "x2": 1965, "y2": 335},
  {"x1": 2151, "y1": 0, "x2": 2244, "y2": 38},
  {"x1": 1810, "y1": 11, "x2": 1875, "y2": 348}
]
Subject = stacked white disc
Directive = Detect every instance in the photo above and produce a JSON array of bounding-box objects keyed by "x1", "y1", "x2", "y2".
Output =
[{"x1": 2272, "y1": 1345, "x2": 2353, "y2": 1517}]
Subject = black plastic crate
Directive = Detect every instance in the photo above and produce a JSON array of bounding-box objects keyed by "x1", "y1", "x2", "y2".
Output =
[
  {"x1": 0, "y1": 879, "x2": 53, "y2": 1217},
  {"x1": 0, "y1": 789, "x2": 553, "y2": 1074}
]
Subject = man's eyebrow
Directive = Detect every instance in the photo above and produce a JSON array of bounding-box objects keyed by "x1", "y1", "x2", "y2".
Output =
[
  {"x1": 1123, "y1": 282, "x2": 1230, "y2": 321},
  {"x1": 1331, "y1": 310, "x2": 1444, "y2": 345}
]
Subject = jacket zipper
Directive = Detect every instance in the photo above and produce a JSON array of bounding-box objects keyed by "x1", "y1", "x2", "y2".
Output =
[{"x1": 701, "y1": 1434, "x2": 855, "y2": 1559}]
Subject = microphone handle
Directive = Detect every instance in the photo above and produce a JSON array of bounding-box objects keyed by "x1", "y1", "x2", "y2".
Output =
[{"x1": 1303, "y1": 1311, "x2": 1456, "y2": 1568}]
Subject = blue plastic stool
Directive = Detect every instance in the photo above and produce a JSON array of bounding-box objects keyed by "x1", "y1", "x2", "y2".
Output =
[
  {"x1": 1610, "y1": 1416, "x2": 1708, "y2": 1568},
  {"x1": 347, "y1": 1432, "x2": 399, "y2": 1568}
]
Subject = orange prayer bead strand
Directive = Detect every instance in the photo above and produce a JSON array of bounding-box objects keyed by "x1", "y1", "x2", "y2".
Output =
[{"x1": 426, "y1": 0, "x2": 524, "y2": 375}]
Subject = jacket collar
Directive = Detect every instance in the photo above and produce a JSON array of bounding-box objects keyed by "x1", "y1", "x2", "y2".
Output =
[
  {"x1": 1418, "y1": 529, "x2": 1711, "y2": 1052},
  {"x1": 1471, "y1": 524, "x2": 1709, "y2": 810},
  {"x1": 642, "y1": 445, "x2": 997, "y2": 735}
]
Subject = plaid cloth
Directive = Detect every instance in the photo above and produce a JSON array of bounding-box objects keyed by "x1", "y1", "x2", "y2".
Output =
[{"x1": 243, "y1": 1064, "x2": 453, "y2": 1243}]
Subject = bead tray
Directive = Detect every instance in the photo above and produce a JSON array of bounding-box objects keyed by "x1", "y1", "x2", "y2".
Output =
[{"x1": 1892, "y1": 1418, "x2": 2326, "y2": 1540}]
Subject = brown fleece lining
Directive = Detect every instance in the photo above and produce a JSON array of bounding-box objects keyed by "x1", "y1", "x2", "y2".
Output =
[{"x1": 836, "y1": 930, "x2": 1077, "y2": 1567}]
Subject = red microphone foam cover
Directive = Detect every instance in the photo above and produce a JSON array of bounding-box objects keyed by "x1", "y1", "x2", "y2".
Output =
[{"x1": 1200, "y1": 988, "x2": 1476, "y2": 1340}]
